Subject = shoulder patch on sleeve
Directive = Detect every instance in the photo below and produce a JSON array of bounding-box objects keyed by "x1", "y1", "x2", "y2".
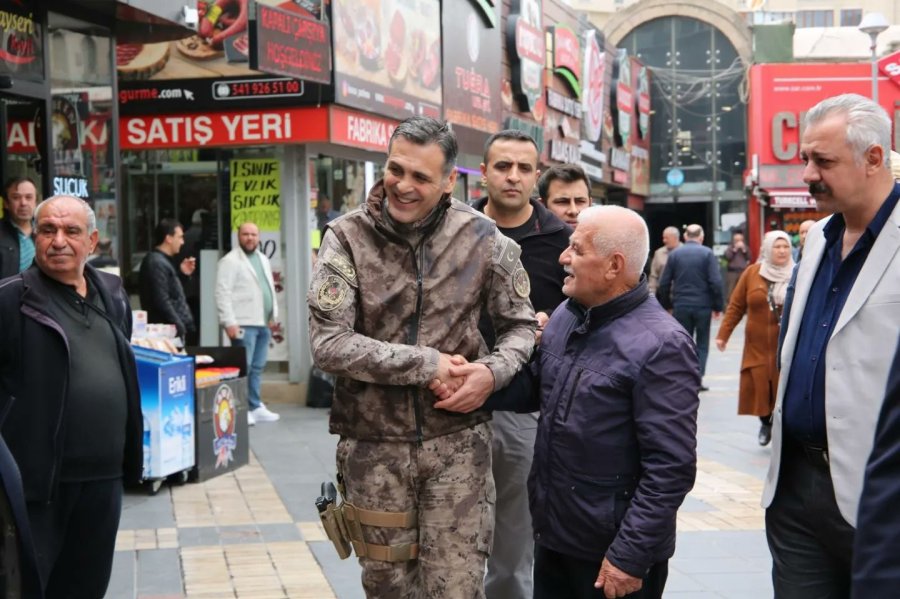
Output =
[
  {"x1": 316, "y1": 274, "x2": 350, "y2": 311},
  {"x1": 321, "y1": 246, "x2": 358, "y2": 287},
  {"x1": 494, "y1": 235, "x2": 521, "y2": 275},
  {"x1": 513, "y1": 267, "x2": 531, "y2": 298}
]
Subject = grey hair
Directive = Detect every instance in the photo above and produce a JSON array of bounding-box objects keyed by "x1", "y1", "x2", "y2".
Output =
[
  {"x1": 577, "y1": 205, "x2": 649, "y2": 276},
  {"x1": 803, "y1": 93, "x2": 892, "y2": 167},
  {"x1": 663, "y1": 226, "x2": 680, "y2": 238},
  {"x1": 388, "y1": 116, "x2": 458, "y2": 177},
  {"x1": 684, "y1": 224, "x2": 703, "y2": 239},
  {"x1": 34, "y1": 195, "x2": 97, "y2": 234}
]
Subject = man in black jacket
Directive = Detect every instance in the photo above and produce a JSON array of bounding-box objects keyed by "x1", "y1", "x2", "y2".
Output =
[
  {"x1": 0, "y1": 195, "x2": 143, "y2": 597},
  {"x1": 0, "y1": 177, "x2": 38, "y2": 279},
  {"x1": 475, "y1": 131, "x2": 570, "y2": 599},
  {"x1": 139, "y1": 218, "x2": 197, "y2": 344}
]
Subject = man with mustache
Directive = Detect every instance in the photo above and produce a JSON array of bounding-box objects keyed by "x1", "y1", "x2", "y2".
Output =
[
  {"x1": 0, "y1": 195, "x2": 142, "y2": 597},
  {"x1": 763, "y1": 93, "x2": 900, "y2": 597},
  {"x1": 308, "y1": 117, "x2": 536, "y2": 597},
  {"x1": 474, "y1": 132, "x2": 570, "y2": 599}
]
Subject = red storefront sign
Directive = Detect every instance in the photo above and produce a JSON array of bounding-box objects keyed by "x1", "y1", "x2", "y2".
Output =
[
  {"x1": 748, "y1": 62, "x2": 900, "y2": 184},
  {"x1": 878, "y1": 50, "x2": 900, "y2": 88},
  {"x1": 120, "y1": 106, "x2": 328, "y2": 149},
  {"x1": 329, "y1": 107, "x2": 397, "y2": 153}
]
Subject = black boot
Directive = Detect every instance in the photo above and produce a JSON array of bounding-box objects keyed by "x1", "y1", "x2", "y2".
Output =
[{"x1": 758, "y1": 423, "x2": 772, "y2": 446}]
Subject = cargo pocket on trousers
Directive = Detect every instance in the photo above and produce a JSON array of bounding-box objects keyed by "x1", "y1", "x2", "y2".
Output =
[{"x1": 476, "y1": 483, "x2": 497, "y2": 556}]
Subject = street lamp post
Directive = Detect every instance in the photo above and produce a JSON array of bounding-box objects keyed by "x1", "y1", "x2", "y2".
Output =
[{"x1": 859, "y1": 12, "x2": 890, "y2": 104}]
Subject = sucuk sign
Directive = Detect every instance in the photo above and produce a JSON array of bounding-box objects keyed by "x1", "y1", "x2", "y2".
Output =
[{"x1": 250, "y1": 4, "x2": 331, "y2": 85}]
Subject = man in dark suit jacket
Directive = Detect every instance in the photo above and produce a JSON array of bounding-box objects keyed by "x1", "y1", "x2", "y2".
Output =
[
  {"x1": 852, "y1": 338, "x2": 900, "y2": 597},
  {"x1": 657, "y1": 224, "x2": 724, "y2": 390}
]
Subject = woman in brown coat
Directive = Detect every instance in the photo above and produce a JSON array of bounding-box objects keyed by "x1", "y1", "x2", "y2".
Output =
[{"x1": 715, "y1": 230, "x2": 794, "y2": 446}]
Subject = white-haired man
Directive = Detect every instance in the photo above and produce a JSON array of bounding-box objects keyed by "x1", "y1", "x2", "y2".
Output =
[
  {"x1": 763, "y1": 93, "x2": 900, "y2": 596},
  {"x1": 436, "y1": 206, "x2": 701, "y2": 599}
]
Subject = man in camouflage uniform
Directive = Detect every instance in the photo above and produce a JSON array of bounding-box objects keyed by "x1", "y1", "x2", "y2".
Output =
[{"x1": 308, "y1": 116, "x2": 536, "y2": 598}]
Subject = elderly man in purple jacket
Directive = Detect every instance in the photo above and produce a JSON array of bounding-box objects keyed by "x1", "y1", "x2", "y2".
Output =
[{"x1": 434, "y1": 205, "x2": 700, "y2": 599}]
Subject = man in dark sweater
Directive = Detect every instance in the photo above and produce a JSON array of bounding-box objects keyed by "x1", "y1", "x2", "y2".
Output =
[
  {"x1": 657, "y1": 224, "x2": 724, "y2": 390},
  {"x1": 139, "y1": 218, "x2": 197, "y2": 344},
  {"x1": 0, "y1": 195, "x2": 143, "y2": 597},
  {"x1": 474, "y1": 131, "x2": 570, "y2": 599}
]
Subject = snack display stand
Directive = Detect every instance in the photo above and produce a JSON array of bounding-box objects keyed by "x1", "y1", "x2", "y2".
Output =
[
  {"x1": 185, "y1": 347, "x2": 250, "y2": 482},
  {"x1": 133, "y1": 347, "x2": 196, "y2": 495}
]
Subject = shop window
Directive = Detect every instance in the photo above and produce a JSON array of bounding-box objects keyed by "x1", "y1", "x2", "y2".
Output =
[
  {"x1": 309, "y1": 155, "x2": 383, "y2": 248},
  {"x1": 48, "y1": 13, "x2": 115, "y2": 252}
]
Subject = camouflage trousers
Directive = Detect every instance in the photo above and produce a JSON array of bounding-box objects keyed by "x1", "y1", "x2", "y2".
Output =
[{"x1": 336, "y1": 422, "x2": 496, "y2": 599}]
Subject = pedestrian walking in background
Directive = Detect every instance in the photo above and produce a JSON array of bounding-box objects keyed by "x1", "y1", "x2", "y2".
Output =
[
  {"x1": 762, "y1": 93, "x2": 900, "y2": 597},
  {"x1": 648, "y1": 226, "x2": 681, "y2": 295},
  {"x1": 216, "y1": 222, "x2": 280, "y2": 426},
  {"x1": 474, "y1": 132, "x2": 570, "y2": 599},
  {"x1": 715, "y1": 230, "x2": 794, "y2": 447},
  {"x1": 657, "y1": 224, "x2": 724, "y2": 390},
  {"x1": 792, "y1": 219, "x2": 816, "y2": 262},
  {"x1": 723, "y1": 230, "x2": 751, "y2": 300},
  {"x1": 308, "y1": 117, "x2": 535, "y2": 597}
]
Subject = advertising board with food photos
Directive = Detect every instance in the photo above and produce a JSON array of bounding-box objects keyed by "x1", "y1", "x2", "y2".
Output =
[
  {"x1": 332, "y1": 0, "x2": 442, "y2": 120},
  {"x1": 116, "y1": 0, "x2": 329, "y2": 114},
  {"x1": 441, "y1": 0, "x2": 502, "y2": 134}
]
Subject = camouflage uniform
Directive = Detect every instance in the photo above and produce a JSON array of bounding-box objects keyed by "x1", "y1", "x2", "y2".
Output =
[{"x1": 308, "y1": 180, "x2": 536, "y2": 597}]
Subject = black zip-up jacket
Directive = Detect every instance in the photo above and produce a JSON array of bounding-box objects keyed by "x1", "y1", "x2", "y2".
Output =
[
  {"x1": 0, "y1": 217, "x2": 28, "y2": 280},
  {"x1": 0, "y1": 265, "x2": 143, "y2": 502},
  {"x1": 474, "y1": 197, "x2": 571, "y2": 348},
  {"x1": 139, "y1": 249, "x2": 195, "y2": 337}
]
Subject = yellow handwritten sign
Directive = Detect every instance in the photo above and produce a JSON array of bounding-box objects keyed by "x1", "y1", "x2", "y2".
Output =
[{"x1": 230, "y1": 159, "x2": 281, "y2": 232}]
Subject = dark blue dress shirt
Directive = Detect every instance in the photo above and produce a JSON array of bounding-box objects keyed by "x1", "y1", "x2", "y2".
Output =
[{"x1": 782, "y1": 184, "x2": 900, "y2": 446}]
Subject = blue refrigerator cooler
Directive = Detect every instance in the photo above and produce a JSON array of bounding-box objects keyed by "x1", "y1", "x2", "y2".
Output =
[{"x1": 134, "y1": 347, "x2": 196, "y2": 493}]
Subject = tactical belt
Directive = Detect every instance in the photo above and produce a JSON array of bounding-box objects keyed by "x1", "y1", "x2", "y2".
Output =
[{"x1": 341, "y1": 503, "x2": 419, "y2": 562}]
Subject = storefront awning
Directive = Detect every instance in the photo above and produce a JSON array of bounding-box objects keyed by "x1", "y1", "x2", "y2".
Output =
[{"x1": 764, "y1": 190, "x2": 816, "y2": 209}]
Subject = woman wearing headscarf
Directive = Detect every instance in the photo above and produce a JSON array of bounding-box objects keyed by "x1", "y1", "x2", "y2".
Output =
[{"x1": 715, "y1": 230, "x2": 794, "y2": 446}]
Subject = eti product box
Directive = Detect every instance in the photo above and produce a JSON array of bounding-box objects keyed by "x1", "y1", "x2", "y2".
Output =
[
  {"x1": 133, "y1": 347, "x2": 196, "y2": 482},
  {"x1": 186, "y1": 346, "x2": 249, "y2": 482}
]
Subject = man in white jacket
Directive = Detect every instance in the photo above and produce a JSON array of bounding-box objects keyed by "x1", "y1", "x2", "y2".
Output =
[{"x1": 215, "y1": 222, "x2": 279, "y2": 425}]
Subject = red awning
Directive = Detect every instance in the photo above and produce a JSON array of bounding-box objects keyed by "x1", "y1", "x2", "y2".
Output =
[{"x1": 764, "y1": 190, "x2": 816, "y2": 209}]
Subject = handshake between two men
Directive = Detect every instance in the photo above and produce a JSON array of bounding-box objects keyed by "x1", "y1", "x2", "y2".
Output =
[{"x1": 429, "y1": 311, "x2": 550, "y2": 414}]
